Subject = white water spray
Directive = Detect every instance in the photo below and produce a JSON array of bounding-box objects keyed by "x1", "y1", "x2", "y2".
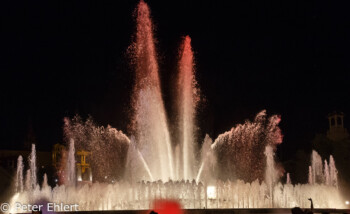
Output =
[
  {"x1": 29, "y1": 144, "x2": 37, "y2": 190},
  {"x1": 16, "y1": 155, "x2": 24, "y2": 192},
  {"x1": 66, "y1": 139, "x2": 76, "y2": 186}
]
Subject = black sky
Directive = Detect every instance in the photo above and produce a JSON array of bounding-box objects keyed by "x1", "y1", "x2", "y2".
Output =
[{"x1": 1, "y1": 0, "x2": 349, "y2": 161}]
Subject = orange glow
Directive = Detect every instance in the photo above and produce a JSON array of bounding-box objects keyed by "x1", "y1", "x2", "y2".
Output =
[{"x1": 152, "y1": 200, "x2": 183, "y2": 214}]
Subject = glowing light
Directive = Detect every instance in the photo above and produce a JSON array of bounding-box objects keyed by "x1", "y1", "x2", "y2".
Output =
[
  {"x1": 9, "y1": 193, "x2": 19, "y2": 213},
  {"x1": 153, "y1": 200, "x2": 182, "y2": 214},
  {"x1": 207, "y1": 186, "x2": 216, "y2": 199},
  {"x1": 346, "y1": 201, "x2": 349, "y2": 205}
]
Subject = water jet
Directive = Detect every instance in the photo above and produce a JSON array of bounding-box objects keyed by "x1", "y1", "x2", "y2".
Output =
[{"x1": 7, "y1": 1, "x2": 348, "y2": 212}]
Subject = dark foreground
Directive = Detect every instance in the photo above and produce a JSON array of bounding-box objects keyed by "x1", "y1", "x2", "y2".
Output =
[{"x1": 31, "y1": 208, "x2": 350, "y2": 214}]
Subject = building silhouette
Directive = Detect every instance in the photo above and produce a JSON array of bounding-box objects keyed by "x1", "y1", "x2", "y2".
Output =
[{"x1": 327, "y1": 112, "x2": 349, "y2": 141}]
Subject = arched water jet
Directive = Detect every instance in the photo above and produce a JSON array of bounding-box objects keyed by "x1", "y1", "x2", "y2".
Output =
[
  {"x1": 125, "y1": 136, "x2": 154, "y2": 182},
  {"x1": 208, "y1": 111, "x2": 282, "y2": 182},
  {"x1": 196, "y1": 135, "x2": 216, "y2": 183}
]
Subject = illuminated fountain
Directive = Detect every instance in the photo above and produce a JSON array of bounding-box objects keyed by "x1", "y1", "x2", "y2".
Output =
[
  {"x1": 8, "y1": 0, "x2": 347, "y2": 212},
  {"x1": 130, "y1": 0, "x2": 174, "y2": 181},
  {"x1": 177, "y1": 35, "x2": 199, "y2": 181}
]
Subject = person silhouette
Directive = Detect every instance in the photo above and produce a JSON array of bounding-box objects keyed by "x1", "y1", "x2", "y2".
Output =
[
  {"x1": 308, "y1": 198, "x2": 314, "y2": 211},
  {"x1": 291, "y1": 207, "x2": 304, "y2": 214},
  {"x1": 291, "y1": 198, "x2": 314, "y2": 214},
  {"x1": 304, "y1": 198, "x2": 314, "y2": 214}
]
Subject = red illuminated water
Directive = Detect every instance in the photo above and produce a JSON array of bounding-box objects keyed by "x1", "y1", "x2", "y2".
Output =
[
  {"x1": 177, "y1": 36, "x2": 199, "y2": 180},
  {"x1": 8, "y1": 1, "x2": 346, "y2": 211},
  {"x1": 130, "y1": 0, "x2": 174, "y2": 181}
]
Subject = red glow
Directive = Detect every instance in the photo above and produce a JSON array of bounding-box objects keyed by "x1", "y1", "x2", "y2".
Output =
[{"x1": 152, "y1": 200, "x2": 183, "y2": 214}]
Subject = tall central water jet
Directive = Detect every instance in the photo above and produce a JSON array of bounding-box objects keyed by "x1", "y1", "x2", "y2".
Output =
[
  {"x1": 29, "y1": 144, "x2": 37, "y2": 190},
  {"x1": 177, "y1": 36, "x2": 199, "y2": 180},
  {"x1": 130, "y1": 0, "x2": 174, "y2": 181}
]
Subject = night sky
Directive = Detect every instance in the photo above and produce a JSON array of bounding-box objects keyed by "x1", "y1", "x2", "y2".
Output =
[{"x1": 1, "y1": 0, "x2": 349, "y2": 162}]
